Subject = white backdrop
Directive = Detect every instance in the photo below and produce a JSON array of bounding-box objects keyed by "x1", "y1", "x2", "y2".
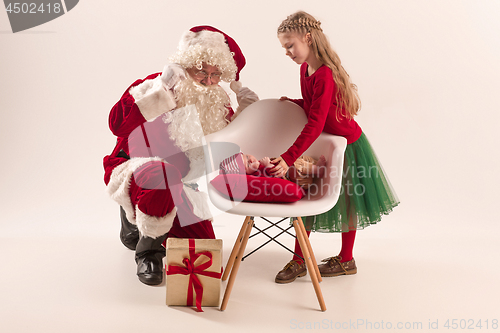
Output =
[
  {"x1": 1, "y1": 0, "x2": 499, "y2": 236},
  {"x1": 1, "y1": 0, "x2": 499, "y2": 331}
]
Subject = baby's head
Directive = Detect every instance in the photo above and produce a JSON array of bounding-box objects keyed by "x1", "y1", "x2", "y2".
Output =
[
  {"x1": 241, "y1": 153, "x2": 259, "y2": 174},
  {"x1": 219, "y1": 152, "x2": 259, "y2": 175}
]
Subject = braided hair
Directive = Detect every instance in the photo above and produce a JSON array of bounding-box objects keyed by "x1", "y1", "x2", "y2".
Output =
[{"x1": 278, "y1": 11, "x2": 360, "y2": 119}]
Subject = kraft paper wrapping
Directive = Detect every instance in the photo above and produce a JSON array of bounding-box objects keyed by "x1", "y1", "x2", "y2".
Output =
[{"x1": 165, "y1": 238, "x2": 222, "y2": 308}]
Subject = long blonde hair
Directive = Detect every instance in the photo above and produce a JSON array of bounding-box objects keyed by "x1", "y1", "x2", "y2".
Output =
[{"x1": 278, "y1": 11, "x2": 360, "y2": 119}]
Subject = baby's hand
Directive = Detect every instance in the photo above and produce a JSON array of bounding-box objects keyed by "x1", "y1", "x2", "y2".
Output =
[
  {"x1": 260, "y1": 157, "x2": 271, "y2": 167},
  {"x1": 279, "y1": 96, "x2": 289, "y2": 101}
]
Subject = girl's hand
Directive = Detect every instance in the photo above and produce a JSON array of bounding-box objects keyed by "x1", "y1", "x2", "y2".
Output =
[
  {"x1": 279, "y1": 96, "x2": 289, "y2": 101},
  {"x1": 270, "y1": 156, "x2": 289, "y2": 178}
]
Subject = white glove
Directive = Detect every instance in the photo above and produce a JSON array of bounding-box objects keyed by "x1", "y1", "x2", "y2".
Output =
[
  {"x1": 161, "y1": 63, "x2": 187, "y2": 90},
  {"x1": 230, "y1": 81, "x2": 243, "y2": 94},
  {"x1": 230, "y1": 81, "x2": 259, "y2": 120}
]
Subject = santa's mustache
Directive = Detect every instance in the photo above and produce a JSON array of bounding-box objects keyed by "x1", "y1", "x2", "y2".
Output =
[
  {"x1": 175, "y1": 77, "x2": 226, "y2": 103},
  {"x1": 173, "y1": 76, "x2": 231, "y2": 135}
]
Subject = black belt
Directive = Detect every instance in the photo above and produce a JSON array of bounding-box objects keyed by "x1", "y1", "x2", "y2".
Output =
[
  {"x1": 117, "y1": 149, "x2": 130, "y2": 160},
  {"x1": 184, "y1": 183, "x2": 199, "y2": 191}
]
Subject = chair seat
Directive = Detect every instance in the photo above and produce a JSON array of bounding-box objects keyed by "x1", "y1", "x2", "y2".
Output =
[
  {"x1": 207, "y1": 180, "x2": 339, "y2": 217},
  {"x1": 204, "y1": 101, "x2": 346, "y2": 217},
  {"x1": 202, "y1": 99, "x2": 347, "y2": 312}
]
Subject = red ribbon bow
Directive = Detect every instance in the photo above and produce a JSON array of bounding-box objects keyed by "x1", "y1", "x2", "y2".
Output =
[{"x1": 167, "y1": 239, "x2": 222, "y2": 312}]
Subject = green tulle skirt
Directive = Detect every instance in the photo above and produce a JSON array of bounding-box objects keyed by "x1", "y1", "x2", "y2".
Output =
[{"x1": 302, "y1": 132, "x2": 399, "y2": 233}]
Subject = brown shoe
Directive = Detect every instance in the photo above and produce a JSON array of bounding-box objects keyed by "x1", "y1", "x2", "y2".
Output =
[
  {"x1": 275, "y1": 260, "x2": 307, "y2": 284},
  {"x1": 318, "y1": 256, "x2": 357, "y2": 277}
]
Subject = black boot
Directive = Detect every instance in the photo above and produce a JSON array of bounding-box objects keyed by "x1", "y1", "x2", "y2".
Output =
[
  {"x1": 120, "y1": 207, "x2": 139, "y2": 250},
  {"x1": 135, "y1": 233, "x2": 167, "y2": 286}
]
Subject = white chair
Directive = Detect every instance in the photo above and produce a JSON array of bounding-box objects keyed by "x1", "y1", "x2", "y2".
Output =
[{"x1": 203, "y1": 99, "x2": 347, "y2": 311}]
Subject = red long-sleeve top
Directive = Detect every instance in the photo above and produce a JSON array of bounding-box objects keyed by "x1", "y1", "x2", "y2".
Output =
[{"x1": 282, "y1": 63, "x2": 362, "y2": 166}]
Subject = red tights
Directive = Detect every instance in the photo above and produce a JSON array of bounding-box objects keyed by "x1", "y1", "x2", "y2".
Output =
[{"x1": 292, "y1": 230, "x2": 356, "y2": 264}]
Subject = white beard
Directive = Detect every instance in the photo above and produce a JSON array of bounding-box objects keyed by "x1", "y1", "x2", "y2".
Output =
[
  {"x1": 162, "y1": 77, "x2": 231, "y2": 183},
  {"x1": 174, "y1": 77, "x2": 231, "y2": 135}
]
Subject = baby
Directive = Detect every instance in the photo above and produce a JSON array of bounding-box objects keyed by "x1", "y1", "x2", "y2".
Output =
[{"x1": 220, "y1": 152, "x2": 326, "y2": 189}]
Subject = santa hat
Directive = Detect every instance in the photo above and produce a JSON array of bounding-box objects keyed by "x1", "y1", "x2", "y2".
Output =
[
  {"x1": 170, "y1": 25, "x2": 246, "y2": 81},
  {"x1": 219, "y1": 152, "x2": 245, "y2": 175}
]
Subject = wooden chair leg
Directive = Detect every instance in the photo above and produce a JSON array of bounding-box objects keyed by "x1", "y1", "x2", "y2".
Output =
[
  {"x1": 297, "y1": 216, "x2": 322, "y2": 282},
  {"x1": 220, "y1": 217, "x2": 254, "y2": 311},
  {"x1": 293, "y1": 218, "x2": 326, "y2": 311},
  {"x1": 222, "y1": 216, "x2": 251, "y2": 281}
]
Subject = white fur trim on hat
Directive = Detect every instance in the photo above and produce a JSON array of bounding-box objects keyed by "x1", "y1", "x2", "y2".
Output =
[
  {"x1": 129, "y1": 76, "x2": 176, "y2": 121},
  {"x1": 170, "y1": 30, "x2": 237, "y2": 82},
  {"x1": 135, "y1": 206, "x2": 177, "y2": 238}
]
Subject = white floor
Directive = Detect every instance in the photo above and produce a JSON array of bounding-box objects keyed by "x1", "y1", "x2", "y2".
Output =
[{"x1": 1, "y1": 199, "x2": 499, "y2": 333}]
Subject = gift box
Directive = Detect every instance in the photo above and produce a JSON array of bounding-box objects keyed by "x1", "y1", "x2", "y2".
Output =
[{"x1": 165, "y1": 238, "x2": 223, "y2": 311}]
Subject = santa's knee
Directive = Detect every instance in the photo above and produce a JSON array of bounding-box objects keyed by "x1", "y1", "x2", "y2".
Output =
[
  {"x1": 133, "y1": 161, "x2": 183, "y2": 191},
  {"x1": 135, "y1": 204, "x2": 177, "y2": 239},
  {"x1": 129, "y1": 165, "x2": 185, "y2": 238}
]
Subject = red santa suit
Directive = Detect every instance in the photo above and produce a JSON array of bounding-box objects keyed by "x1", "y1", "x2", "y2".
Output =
[
  {"x1": 103, "y1": 26, "x2": 255, "y2": 241},
  {"x1": 104, "y1": 71, "x2": 234, "y2": 239}
]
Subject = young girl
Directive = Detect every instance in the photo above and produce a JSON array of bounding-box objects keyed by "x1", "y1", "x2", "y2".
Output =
[{"x1": 272, "y1": 11, "x2": 399, "y2": 284}]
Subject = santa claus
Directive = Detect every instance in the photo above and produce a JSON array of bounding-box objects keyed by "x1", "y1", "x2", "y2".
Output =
[{"x1": 103, "y1": 26, "x2": 258, "y2": 286}]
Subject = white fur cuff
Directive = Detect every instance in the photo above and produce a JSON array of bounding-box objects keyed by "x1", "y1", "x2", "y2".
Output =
[
  {"x1": 106, "y1": 157, "x2": 165, "y2": 225},
  {"x1": 136, "y1": 206, "x2": 177, "y2": 239},
  {"x1": 129, "y1": 76, "x2": 176, "y2": 121},
  {"x1": 230, "y1": 85, "x2": 259, "y2": 121}
]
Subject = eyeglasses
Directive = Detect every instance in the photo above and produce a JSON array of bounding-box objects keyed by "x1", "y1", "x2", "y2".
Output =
[{"x1": 193, "y1": 70, "x2": 222, "y2": 82}]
